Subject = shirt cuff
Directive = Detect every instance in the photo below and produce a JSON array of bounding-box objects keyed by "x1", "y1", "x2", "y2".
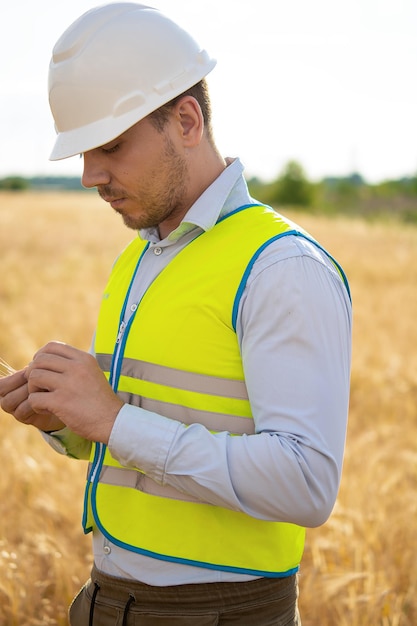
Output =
[
  {"x1": 40, "y1": 426, "x2": 92, "y2": 459},
  {"x1": 108, "y1": 403, "x2": 182, "y2": 484}
]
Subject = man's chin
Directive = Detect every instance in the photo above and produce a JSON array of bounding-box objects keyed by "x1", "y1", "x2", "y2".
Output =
[
  {"x1": 121, "y1": 215, "x2": 141, "y2": 230},
  {"x1": 118, "y1": 212, "x2": 148, "y2": 231}
]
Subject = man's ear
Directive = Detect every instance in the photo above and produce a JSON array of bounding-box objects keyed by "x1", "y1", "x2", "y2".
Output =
[{"x1": 174, "y1": 96, "x2": 204, "y2": 147}]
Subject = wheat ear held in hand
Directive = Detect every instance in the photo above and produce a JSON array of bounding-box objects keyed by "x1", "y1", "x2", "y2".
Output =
[{"x1": 0, "y1": 357, "x2": 16, "y2": 378}]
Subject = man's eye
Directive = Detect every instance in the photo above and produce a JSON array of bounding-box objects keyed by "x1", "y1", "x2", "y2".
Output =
[{"x1": 103, "y1": 144, "x2": 120, "y2": 154}]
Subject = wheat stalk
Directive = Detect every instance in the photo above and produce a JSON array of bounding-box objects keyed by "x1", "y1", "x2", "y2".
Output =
[{"x1": 0, "y1": 357, "x2": 15, "y2": 377}]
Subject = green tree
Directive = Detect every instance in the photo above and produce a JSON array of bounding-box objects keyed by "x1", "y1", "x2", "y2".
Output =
[
  {"x1": 0, "y1": 176, "x2": 30, "y2": 191},
  {"x1": 272, "y1": 160, "x2": 313, "y2": 206}
]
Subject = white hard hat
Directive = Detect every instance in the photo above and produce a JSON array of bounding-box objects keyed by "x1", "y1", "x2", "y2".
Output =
[{"x1": 48, "y1": 3, "x2": 216, "y2": 160}]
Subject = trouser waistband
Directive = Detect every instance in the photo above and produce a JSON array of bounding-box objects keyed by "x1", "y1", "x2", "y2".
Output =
[
  {"x1": 89, "y1": 564, "x2": 296, "y2": 609},
  {"x1": 69, "y1": 565, "x2": 300, "y2": 626}
]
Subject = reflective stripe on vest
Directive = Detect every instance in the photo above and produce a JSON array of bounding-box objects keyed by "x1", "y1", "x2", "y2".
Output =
[
  {"x1": 89, "y1": 463, "x2": 202, "y2": 503},
  {"x1": 95, "y1": 354, "x2": 254, "y2": 434},
  {"x1": 85, "y1": 204, "x2": 348, "y2": 576}
]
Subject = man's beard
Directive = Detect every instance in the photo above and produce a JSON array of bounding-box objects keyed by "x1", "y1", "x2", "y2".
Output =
[{"x1": 98, "y1": 135, "x2": 189, "y2": 232}]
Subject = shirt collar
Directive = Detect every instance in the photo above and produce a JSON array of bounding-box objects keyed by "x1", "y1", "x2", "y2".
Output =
[{"x1": 140, "y1": 158, "x2": 255, "y2": 244}]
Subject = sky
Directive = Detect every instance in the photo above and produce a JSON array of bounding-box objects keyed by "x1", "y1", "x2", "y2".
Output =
[{"x1": 1, "y1": 0, "x2": 416, "y2": 183}]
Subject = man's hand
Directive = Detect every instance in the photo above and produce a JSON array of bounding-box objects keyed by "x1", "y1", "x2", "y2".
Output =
[
  {"x1": 0, "y1": 368, "x2": 65, "y2": 432},
  {"x1": 26, "y1": 341, "x2": 123, "y2": 444}
]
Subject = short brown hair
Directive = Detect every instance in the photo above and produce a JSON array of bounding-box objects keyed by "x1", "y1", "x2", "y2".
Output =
[{"x1": 149, "y1": 79, "x2": 214, "y2": 142}]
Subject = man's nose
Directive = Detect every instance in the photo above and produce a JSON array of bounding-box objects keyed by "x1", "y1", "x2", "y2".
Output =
[{"x1": 81, "y1": 150, "x2": 110, "y2": 188}]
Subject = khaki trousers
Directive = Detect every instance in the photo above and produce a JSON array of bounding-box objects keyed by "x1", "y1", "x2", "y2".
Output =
[{"x1": 69, "y1": 565, "x2": 301, "y2": 626}]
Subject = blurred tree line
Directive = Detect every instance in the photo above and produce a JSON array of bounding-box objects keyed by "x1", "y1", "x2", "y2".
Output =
[
  {"x1": 248, "y1": 160, "x2": 417, "y2": 223},
  {"x1": 0, "y1": 176, "x2": 84, "y2": 191},
  {"x1": 1, "y1": 162, "x2": 417, "y2": 222}
]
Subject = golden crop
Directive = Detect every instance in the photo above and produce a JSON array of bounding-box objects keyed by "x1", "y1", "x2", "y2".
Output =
[{"x1": 0, "y1": 192, "x2": 416, "y2": 625}]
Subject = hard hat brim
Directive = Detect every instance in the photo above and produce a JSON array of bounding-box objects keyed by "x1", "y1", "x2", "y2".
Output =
[{"x1": 49, "y1": 57, "x2": 216, "y2": 161}]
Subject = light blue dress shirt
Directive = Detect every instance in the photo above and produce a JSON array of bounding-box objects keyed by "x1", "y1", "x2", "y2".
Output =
[{"x1": 46, "y1": 158, "x2": 352, "y2": 585}]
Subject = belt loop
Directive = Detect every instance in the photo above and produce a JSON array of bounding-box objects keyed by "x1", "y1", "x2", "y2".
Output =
[
  {"x1": 122, "y1": 593, "x2": 136, "y2": 626},
  {"x1": 89, "y1": 581, "x2": 101, "y2": 626}
]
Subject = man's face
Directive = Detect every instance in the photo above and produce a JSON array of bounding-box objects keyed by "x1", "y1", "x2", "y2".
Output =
[{"x1": 81, "y1": 115, "x2": 190, "y2": 233}]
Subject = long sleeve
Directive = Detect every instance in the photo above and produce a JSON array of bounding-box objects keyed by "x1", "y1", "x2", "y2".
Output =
[
  {"x1": 41, "y1": 426, "x2": 93, "y2": 460},
  {"x1": 108, "y1": 235, "x2": 352, "y2": 528}
]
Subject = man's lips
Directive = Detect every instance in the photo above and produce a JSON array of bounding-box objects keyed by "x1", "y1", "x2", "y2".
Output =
[{"x1": 101, "y1": 196, "x2": 126, "y2": 209}]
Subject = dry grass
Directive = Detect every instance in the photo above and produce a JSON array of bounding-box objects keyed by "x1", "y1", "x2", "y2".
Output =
[{"x1": 0, "y1": 192, "x2": 416, "y2": 625}]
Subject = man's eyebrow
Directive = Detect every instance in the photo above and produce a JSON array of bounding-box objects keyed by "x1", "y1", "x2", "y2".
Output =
[
  {"x1": 101, "y1": 131, "x2": 129, "y2": 149},
  {"x1": 101, "y1": 138, "x2": 120, "y2": 148}
]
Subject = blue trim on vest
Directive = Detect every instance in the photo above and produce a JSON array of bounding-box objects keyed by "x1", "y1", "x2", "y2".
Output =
[
  {"x1": 86, "y1": 241, "x2": 149, "y2": 533},
  {"x1": 82, "y1": 442, "x2": 103, "y2": 534},
  {"x1": 232, "y1": 230, "x2": 351, "y2": 331},
  {"x1": 109, "y1": 241, "x2": 150, "y2": 391},
  {"x1": 91, "y1": 491, "x2": 299, "y2": 577},
  {"x1": 217, "y1": 203, "x2": 265, "y2": 224},
  {"x1": 219, "y1": 204, "x2": 351, "y2": 331},
  {"x1": 85, "y1": 205, "x2": 346, "y2": 574},
  {"x1": 90, "y1": 442, "x2": 107, "y2": 527},
  {"x1": 87, "y1": 433, "x2": 300, "y2": 576}
]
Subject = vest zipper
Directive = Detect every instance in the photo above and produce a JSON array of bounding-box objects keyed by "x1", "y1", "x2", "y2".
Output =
[
  {"x1": 89, "y1": 442, "x2": 105, "y2": 483},
  {"x1": 109, "y1": 241, "x2": 150, "y2": 392},
  {"x1": 116, "y1": 320, "x2": 126, "y2": 345},
  {"x1": 85, "y1": 242, "x2": 151, "y2": 533}
]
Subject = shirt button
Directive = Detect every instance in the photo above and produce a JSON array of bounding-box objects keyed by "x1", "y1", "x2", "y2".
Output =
[
  {"x1": 130, "y1": 304, "x2": 138, "y2": 312},
  {"x1": 153, "y1": 246, "x2": 162, "y2": 256},
  {"x1": 103, "y1": 545, "x2": 111, "y2": 555}
]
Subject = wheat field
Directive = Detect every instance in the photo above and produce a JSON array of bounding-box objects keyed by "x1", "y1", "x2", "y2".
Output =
[{"x1": 0, "y1": 191, "x2": 416, "y2": 625}]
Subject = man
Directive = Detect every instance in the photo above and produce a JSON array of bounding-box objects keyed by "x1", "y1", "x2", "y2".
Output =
[{"x1": 0, "y1": 3, "x2": 352, "y2": 624}]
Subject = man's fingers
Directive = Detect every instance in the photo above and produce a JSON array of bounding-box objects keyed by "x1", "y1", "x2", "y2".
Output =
[
  {"x1": 0, "y1": 384, "x2": 40, "y2": 425},
  {"x1": 27, "y1": 368, "x2": 63, "y2": 394},
  {"x1": 27, "y1": 354, "x2": 69, "y2": 380},
  {"x1": 28, "y1": 390, "x2": 55, "y2": 416},
  {"x1": 27, "y1": 342, "x2": 90, "y2": 380},
  {"x1": 0, "y1": 369, "x2": 27, "y2": 397},
  {"x1": 13, "y1": 399, "x2": 40, "y2": 424},
  {"x1": 0, "y1": 382, "x2": 28, "y2": 414},
  {"x1": 33, "y1": 341, "x2": 79, "y2": 362}
]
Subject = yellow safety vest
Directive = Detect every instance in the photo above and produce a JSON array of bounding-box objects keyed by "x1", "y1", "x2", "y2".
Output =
[{"x1": 84, "y1": 204, "x2": 349, "y2": 577}]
